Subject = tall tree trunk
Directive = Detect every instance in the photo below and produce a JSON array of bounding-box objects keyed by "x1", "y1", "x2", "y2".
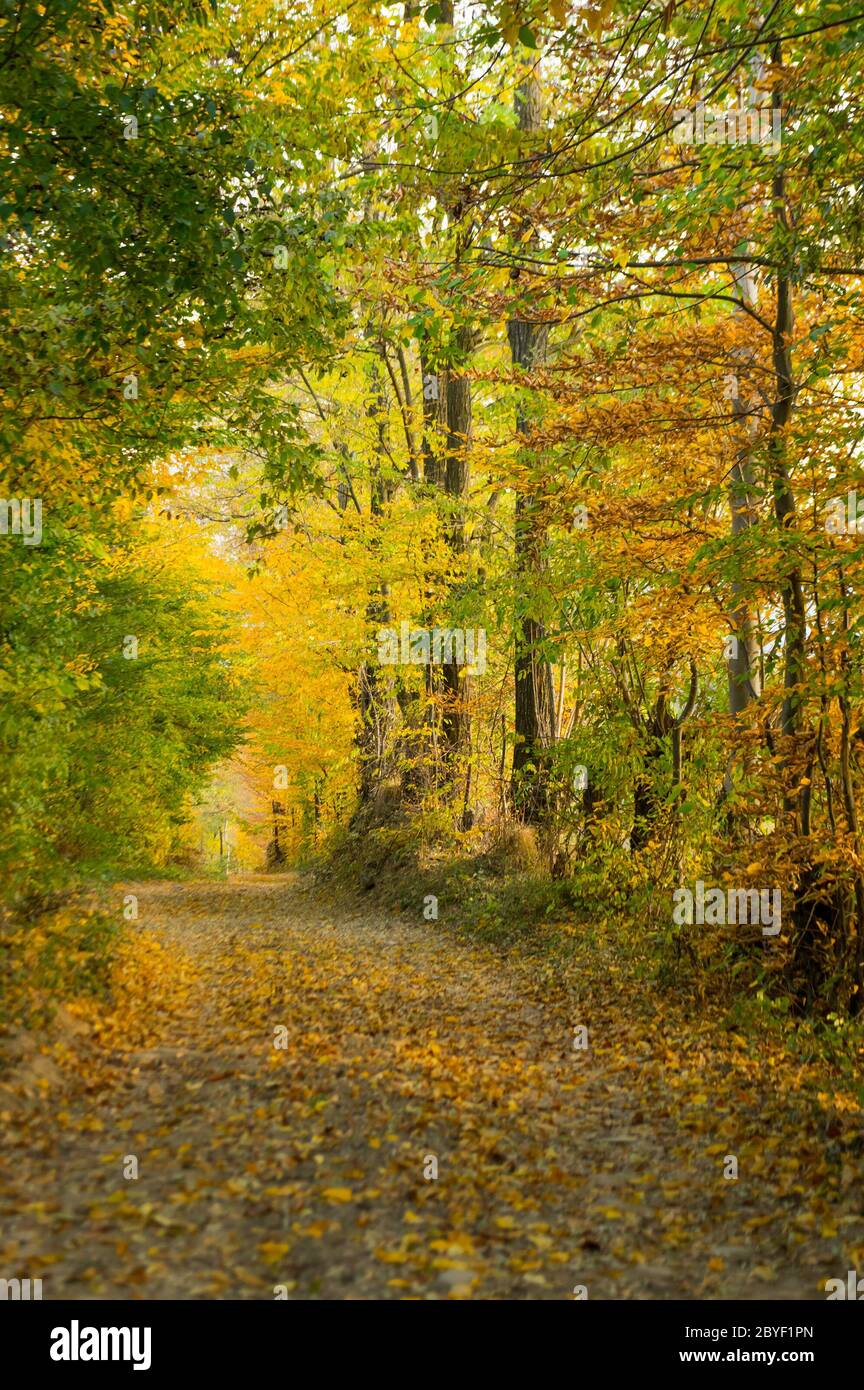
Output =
[
  {"x1": 397, "y1": 346, "x2": 448, "y2": 801},
  {"x1": 767, "y1": 52, "x2": 807, "y2": 797},
  {"x1": 439, "y1": 326, "x2": 472, "y2": 783},
  {"x1": 422, "y1": 0, "x2": 473, "y2": 800},
  {"x1": 509, "y1": 63, "x2": 554, "y2": 823},
  {"x1": 356, "y1": 364, "x2": 396, "y2": 804},
  {"x1": 723, "y1": 259, "x2": 763, "y2": 814}
]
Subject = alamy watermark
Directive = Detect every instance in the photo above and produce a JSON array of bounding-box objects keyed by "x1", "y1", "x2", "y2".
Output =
[
  {"x1": 825, "y1": 492, "x2": 864, "y2": 536},
  {"x1": 0, "y1": 497, "x2": 42, "y2": 545},
  {"x1": 378, "y1": 622, "x2": 487, "y2": 675},
  {"x1": 825, "y1": 1270, "x2": 864, "y2": 1299},
  {"x1": 672, "y1": 880, "x2": 781, "y2": 935},
  {"x1": 50, "y1": 1321, "x2": 151, "y2": 1371},
  {"x1": 0, "y1": 1276, "x2": 42, "y2": 1299},
  {"x1": 672, "y1": 100, "x2": 781, "y2": 150}
]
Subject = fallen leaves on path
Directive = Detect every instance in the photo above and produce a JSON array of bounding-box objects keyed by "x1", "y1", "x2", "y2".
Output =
[{"x1": 1, "y1": 876, "x2": 862, "y2": 1299}]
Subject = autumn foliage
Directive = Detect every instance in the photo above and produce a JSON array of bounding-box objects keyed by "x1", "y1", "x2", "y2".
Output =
[{"x1": 3, "y1": 6, "x2": 864, "y2": 1061}]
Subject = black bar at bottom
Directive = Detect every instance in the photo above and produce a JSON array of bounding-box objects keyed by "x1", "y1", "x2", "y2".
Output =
[{"x1": 4, "y1": 1298, "x2": 857, "y2": 1375}]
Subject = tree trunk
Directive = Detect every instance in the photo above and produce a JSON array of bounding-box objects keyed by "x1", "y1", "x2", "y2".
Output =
[
  {"x1": 509, "y1": 64, "x2": 554, "y2": 823},
  {"x1": 355, "y1": 366, "x2": 396, "y2": 804},
  {"x1": 439, "y1": 330, "x2": 472, "y2": 781}
]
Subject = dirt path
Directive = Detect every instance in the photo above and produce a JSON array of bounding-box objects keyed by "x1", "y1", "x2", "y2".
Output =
[{"x1": 1, "y1": 877, "x2": 857, "y2": 1300}]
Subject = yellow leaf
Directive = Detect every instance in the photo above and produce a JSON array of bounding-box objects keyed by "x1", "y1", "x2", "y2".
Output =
[
  {"x1": 321, "y1": 1187, "x2": 353, "y2": 1203},
  {"x1": 258, "y1": 1241, "x2": 291, "y2": 1264},
  {"x1": 295, "y1": 1221, "x2": 328, "y2": 1238}
]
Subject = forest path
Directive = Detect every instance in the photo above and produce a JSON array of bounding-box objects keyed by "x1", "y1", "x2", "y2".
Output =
[{"x1": 1, "y1": 876, "x2": 854, "y2": 1300}]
